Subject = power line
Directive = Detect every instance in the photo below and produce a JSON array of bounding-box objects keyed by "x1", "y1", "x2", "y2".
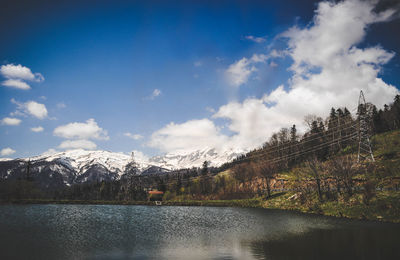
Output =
[
  {"x1": 146, "y1": 132, "x2": 359, "y2": 187},
  {"x1": 234, "y1": 121, "x2": 358, "y2": 163},
  {"x1": 236, "y1": 132, "x2": 358, "y2": 165}
]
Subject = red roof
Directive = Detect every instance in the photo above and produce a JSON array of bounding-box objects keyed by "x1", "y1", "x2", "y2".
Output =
[{"x1": 148, "y1": 190, "x2": 164, "y2": 195}]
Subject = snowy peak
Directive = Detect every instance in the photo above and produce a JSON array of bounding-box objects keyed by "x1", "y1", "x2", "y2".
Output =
[
  {"x1": 4, "y1": 148, "x2": 244, "y2": 172},
  {"x1": 31, "y1": 149, "x2": 149, "y2": 174},
  {"x1": 0, "y1": 148, "x2": 244, "y2": 187},
  {"x1": 148, "y1": 147, "x2": 245, "y2": 170},
  {"x1": 31, "y1": 147, "x2": 244, "y2": 171}
]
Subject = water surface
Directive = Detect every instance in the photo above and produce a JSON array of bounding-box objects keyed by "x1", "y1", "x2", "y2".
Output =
[{"x1": 0, "y1": 205, "x2": 399, "y2": 259}]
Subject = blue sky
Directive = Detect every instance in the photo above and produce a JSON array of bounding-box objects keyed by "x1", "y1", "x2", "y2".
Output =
[{"x1": 1, "y1": 0, "x2": 399, "y2": 158}]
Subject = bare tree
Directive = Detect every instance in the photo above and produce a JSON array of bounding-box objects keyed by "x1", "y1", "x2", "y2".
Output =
[
  {"x1": 256, "y1": 159, "x2": 276, "y2": 198},
  {"x1": 232, "y1": 162, "x2": 257, "y2": 193},
  {"x1": 328, "y1": 155, "x2": 358, "y2": 197},
  {"x1": 304, "y1": 114, "x2": 323, "y2": 130},
  {"x1": 305, "y1": 156, "x2": 324, "y2": 202}
]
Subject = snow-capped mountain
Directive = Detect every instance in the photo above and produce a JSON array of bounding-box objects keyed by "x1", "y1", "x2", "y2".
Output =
[
  {"x1": 31, "y1": 149, "x2": 146, "y2": 174},
  {"x1": 0, "y1": 150, "x2": 159, "y2": 188},
  {"x1": 0, "y1": 148, "x2": 244, "y2": 187},
  {"x1": 149, "y1": 147, "x2": 244, "y2": 170}
]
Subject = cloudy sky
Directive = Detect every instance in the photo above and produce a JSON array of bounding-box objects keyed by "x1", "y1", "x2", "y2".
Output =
[{"x1": 0, "y1": 0, "x2": 399, "y2": 159}]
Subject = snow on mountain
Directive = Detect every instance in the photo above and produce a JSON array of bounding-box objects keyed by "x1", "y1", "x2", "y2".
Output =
[
  {"x1": 4, "y1": 147, "x2": 244, "y2": 172},
  {"x1": 29, "y1": 149, "x2": 145, "y2": 174},
  {"x1": 0, "y1": 148, "x2": 244, "y2": 187},
  {"x1": 148, "y1": 147, "x2": 245, "y2": 170}
]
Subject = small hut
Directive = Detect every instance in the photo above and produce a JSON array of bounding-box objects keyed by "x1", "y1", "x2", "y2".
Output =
[{"x1": 148, "y1": 190, "x2": 164, "y2": 201}]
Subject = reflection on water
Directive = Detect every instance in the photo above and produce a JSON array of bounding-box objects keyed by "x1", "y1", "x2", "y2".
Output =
[{"x1": 0, "y1": 205, "x2": 399, "y2": 259}]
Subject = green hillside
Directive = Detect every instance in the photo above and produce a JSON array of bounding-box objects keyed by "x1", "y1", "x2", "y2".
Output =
[{"x1": 165, "y1": 130, "x2": 400, "y2": 222}]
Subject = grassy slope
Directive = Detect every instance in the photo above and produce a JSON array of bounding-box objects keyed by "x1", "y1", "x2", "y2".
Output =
[
  {"x1": 260, "y1": 130, "x2": 400, "y2": 222},
  {"x1": 371, "y1": 130, "x2": 400, "y2": 179},
  {"x1": 261, "y1": 191, "x2": 400, "y2": 223}
]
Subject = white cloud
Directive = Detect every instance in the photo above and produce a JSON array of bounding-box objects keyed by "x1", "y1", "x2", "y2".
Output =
[
  {"x1": 124, "y1": 132, "x2": 143, "y2": 140},
  {"x1": 144, "y1": 88, "x2": 162, "y2": 100},
  {"x1": 25, "y1": 101, "x2": 48, "y2": 119},
  {"x1": 54, "y1": 118, "x2": 109, "y2": 140},
  {"x1": 245, "y1": 35, "x2": 266, "y2": 43},
  {"x1": 149, "y1": 0, "x2": 399, "y2": 155},
  {"x1": 274, "y1": 0, "x2": 398, "y2": 109},
  {"x1": 1, "y1": 64, "x2": 39, "y2": 81},
  {"x1": 213, "y1": 97, "x2": 288, "y2": 149},
  {"x1": 2, "y1": 79, "x2": 31, "y2": 90},
  {"x1": 148, "y1": 119, "x2": 228, "y2": 153},
  {"x1": 250, "y1": 54, "x2": 268, "y2": 63},
  {"x1": 11, "y1": 99, "x2": 48, "y2": 119},
  {"x1": 31, "y1": 126, "x2": 44, "y2": 132},
  {"x1": 225, "y1": 54, "x2": 269, "y2": 87},
  {"x1": 194, "y1": 61, "x2": 202, "y2": 67},
  {"x1": 1, "y1": 117, "x2": 21, "y2": 126},
  {"x1": 151, "y1": 89, "x2": 161, "y2": 98},
  {"x1": 1, "y1": 147, "x2": 16, "y2": 156},
  {"x1": 58, "y1": 139, "x2": 97, "y2": 150},
  {"x1": 0, "y1": 64, "x2": 44, "y2": 90},
  {"x1": 225, "y1": 57, "x2": 257, "y2": 87},
  {"x1": 269, "y1": 49, "x2": 285, "y2": 58}
]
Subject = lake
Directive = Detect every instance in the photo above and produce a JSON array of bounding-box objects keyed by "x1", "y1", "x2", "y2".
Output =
[{"x1": 0, "y1": 204, "x2": 399, "y2": 259}]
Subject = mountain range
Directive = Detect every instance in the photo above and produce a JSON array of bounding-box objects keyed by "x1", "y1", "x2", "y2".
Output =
[{"x1": 0, "y1": 148, "x2": 243, "y2": 188}]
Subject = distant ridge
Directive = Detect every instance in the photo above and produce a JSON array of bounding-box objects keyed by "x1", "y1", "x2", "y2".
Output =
[{"x1": 0, "y1": 148, "x2": 244, "y2": 187}]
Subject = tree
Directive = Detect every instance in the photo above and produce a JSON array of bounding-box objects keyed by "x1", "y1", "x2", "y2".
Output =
[
  {"x1": 305, "y1": 157, "x2": 324, "y2": 202},
  {"x1": 305, "y1": 119, "x2": 327, "y2": 161},
  {"x1": 201, "y1": 161, "x2": 209, "y2": 176},
  {"x1": 26, "y1": 159, "x2": 32, "y2": 181},
  {"x1": 372, "y1": 105, "x2": 382, "y2": 134},
  {"x1": 304, "y1": 114, "x2": 323, "y2": 130},
  {"x1": 289, "y1": 125, "x2": 298, "y2": 166},
  {"x1": 328, "y1": 108, "x2": 337, "y2": 131},
  {"x1": 232, "y1": 162, "x2": 256, "y2": 193},
  {"x1": 393, "y1": 95, "x2": 400, "y2": 128},
  {"x1": 328, "y1": 155, "x2": 358, "y2": 197},
  {"x1": 290, "y1": 124, "x2": 297, "y2": 143},
  {"x1": 278, "y1": 127, "x2": 290, "y2": 167},
  {"x1": 256, "y1": 159, "x2": 276, "y2": 198}
]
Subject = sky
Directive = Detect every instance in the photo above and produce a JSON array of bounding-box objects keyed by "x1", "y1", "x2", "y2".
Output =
[{"x1": 0, "y1": 0, "x2": 399, "y2": 159}]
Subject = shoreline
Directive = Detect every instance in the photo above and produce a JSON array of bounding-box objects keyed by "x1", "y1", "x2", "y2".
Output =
[{"x1": 1, "y1": 197, "x2": 399, "y2": 224}]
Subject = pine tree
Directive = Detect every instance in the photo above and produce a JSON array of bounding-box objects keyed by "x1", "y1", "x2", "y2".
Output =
[
  {"x1": 392, "y1": 95, "x2": 400, "y2": 129},
  {"x1": 328, "y1": 108, "x2": 337, "y2": 130},
  {"x1": 290, "y1": 124, "x2": 297, "y2": 143},
  {"x1": 201, "y1": 161, "x2": 209, "y2": 175}
]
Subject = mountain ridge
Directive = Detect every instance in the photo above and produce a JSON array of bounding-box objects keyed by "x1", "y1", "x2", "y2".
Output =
[{"x1": 0, "y1": 148, "x2": 244, "y2": 187}]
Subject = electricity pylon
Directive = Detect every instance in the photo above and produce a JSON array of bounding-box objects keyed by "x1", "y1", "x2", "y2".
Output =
[{"x1": 357, "y1": 90, "x2": 375, "y2": 163}]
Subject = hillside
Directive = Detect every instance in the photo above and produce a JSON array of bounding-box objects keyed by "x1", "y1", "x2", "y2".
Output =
[{"x1": 158, "y1": 130, "x2": 400, "y2": 222}]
